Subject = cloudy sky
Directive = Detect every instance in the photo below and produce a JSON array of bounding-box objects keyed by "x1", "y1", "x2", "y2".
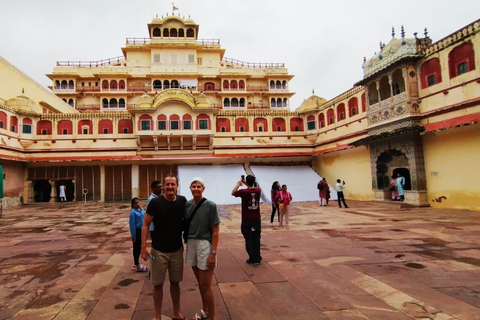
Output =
[{"x1": 1, "y1": 0, "x2": 479, "y2": 109}]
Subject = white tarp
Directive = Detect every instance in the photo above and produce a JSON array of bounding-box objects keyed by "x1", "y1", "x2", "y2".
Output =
[
  {"x1": 178, "y1": 164, "x2": 246, "y2": 205},
  {"x1": 250, "y1": 165, "x2": 337, "y2": 202}
]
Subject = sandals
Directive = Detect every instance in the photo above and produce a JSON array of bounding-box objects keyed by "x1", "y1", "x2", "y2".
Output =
[
  {"x1": 193, "y1": 310, "x2": 208, "y2": 320},
  {"x1": 135, "y1": 264, "x2": 149, "y2": 272}
]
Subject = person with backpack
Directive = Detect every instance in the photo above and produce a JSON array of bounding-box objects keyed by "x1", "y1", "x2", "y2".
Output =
[{"x1": 317, "y1": 178, "x2": 329, "y2": 206}]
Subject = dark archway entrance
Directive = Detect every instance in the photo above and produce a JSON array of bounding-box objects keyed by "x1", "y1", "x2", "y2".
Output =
[
  {"x1": 33, "y1": 180, "x2": 51, "y2": 202},
  {"x1": 56, "y1": 180, "x2": 75, "y2": 202}
]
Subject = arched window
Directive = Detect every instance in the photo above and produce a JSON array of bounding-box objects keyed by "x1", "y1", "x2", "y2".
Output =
[
  {"x1": 337, "y1": 103, "x2": 346, "y2": 121},
  {"x1": 283, "y1": 98, "x2": 288, "y2": 108},
  {"x1": 282, "y1": 80, "x2": 287, "y2": 89},
  {"x1": 277, "y1": 98, "x2": 282, "y2": 108},
  {"x1": 420, "y1": 58, "x2": 442, "y2": 88},
  {"x1": 271, "y1": 98, "x2": 276, "y2": 108},
  {"x1": 68, "y1": 80, "x2": 74, "y2": 89},
  {"x1": 379, "y1": 76, "x2": 391, "y2": 101},
  {"x1": 327, "y1": 109, "x2": 335, "y2": 125},
  {"x1": 163, "y1": 80, "x2": 170, "y2": 89},
  {"x1": 171, "y1": 80, "x2": 179, "y2": 88},
  {"x1": 348, "y1": 97, "x2": 358, "y2": 117},
  {"x1": 55, "y1": 80, "x2": 60, "y2": 89},
  {"x1": 163, "y1": 28, "x2": 169, "y2": 37},
  {"x1": 68, "y1": 99, "x2": 74, "y2": 107},
  {"x1": 231, "y1": 98, "x2": 239, "y2": 107},
  {"x1": 110, "y1": 98, "x2": 118, "y2": 109},
  {"x1": 118, "y1": 119, "x2": 133, "y2": 134},
  {"x1": 368, "y1": 82, "x2": 379, "y2": 105},
  {"x1": 223, "y1": 98, "x2": 230, "y2": 107},
  {"x1": 223, "y1": 80, "x2": 229, "y2": 90},
  {"x1": 102, "y1": 80, "x2": 109, "y2": 90},
  {"x1": 119, "y1": 80, "x2": 125, "y2": 89},
  {"x1": 110, "y1": 80, "x2": 118, "y2": 90},
  {"x1": 276, "y1": 80, "x2": 281, "y2": 89},
  {"x1": 391, "y1": 69, "x2": 405, "y2": 95},
  {"x1": 153, "y1": 80, "x2": 162, "y2": 89},
  {"x1": 102, "y1": 98, "x2": 109, "y2": 108},
  {"x1": 186, "y1": 28, "x2": 194, "y2": 38},
  {"x1": 231, "y1": 80, "x2": 238, "y2": 89},
  {"x1": 319, "y1": 113, "x2": 325, "y2": 128},
  {"x1": 179, "y1": 29, "x2": 185, "y2": 37},
  {"x1": 448, "y1": 42, "x2": 475, "y2": 78},
  {"x1": 58, "y1": 120, "x2": 72, "y2": 135},
  {"x1": 119, "y1": 98, "x2": 126, "y2": 109},
  {"x1": 61, "y1": 80, "x2": 68, "y2": 89},
  {"x1": 239, "y1": 80, "x2": 245, "y2": 89},
  {"x1": 170, "y1": 28, "x2": 178, "y2": 37},
  {"x1": 204, "y1": 82, "x2": 215, "y2": 91},
  {"x1": 239, "y1": 98, "x2": 246, "y2": 108},
  {"x1": 153, "y1": 27, "x2": 161, "y2": 37},
  {"x1": 269, "y1": 80, "x2": 275, "y2": 89}
]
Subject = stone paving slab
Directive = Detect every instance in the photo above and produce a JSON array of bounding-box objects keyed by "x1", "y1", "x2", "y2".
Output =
[{"x1": 1, "y1": 201, "x2": 480, "y2": 319}]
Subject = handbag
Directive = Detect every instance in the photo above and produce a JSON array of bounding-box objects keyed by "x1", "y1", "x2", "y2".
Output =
[{"x1": 183, "y1": 198, "x2": 207, "y2": 243}]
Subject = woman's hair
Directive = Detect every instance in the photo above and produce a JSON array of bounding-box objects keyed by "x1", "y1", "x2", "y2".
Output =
[
  {"x1": 282, "y1": 184, "x2": 287, "y2": 189},
  {"x1": 271, "y1": 181, "x2": 279, "y2": 190},
  {"x1": 131, "y1": 197, "x2": 139, "y2": 209}
]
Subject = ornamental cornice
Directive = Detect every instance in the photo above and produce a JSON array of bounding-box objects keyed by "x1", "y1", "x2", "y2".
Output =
[
  {"x1": 0, "y1": 103, "x2": 17, "y2": 114},
  {"x1": 319, "y1": 86, "x2": 365, "y2": 111},
  {"x1": 423, "y1": 19, "x2": 480, "y2": 56}
]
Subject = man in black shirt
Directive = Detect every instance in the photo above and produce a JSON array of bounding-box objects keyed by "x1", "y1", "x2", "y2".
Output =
[{"x1": 141, "y1": 174, "x2": 186, "y2": 320}]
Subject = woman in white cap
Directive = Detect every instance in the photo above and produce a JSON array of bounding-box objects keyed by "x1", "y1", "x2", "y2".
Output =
[{"x1": 185, "y1": 177, "x2": 220, "y2": 320}]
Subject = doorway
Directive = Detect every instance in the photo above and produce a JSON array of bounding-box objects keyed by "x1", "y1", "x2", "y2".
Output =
[
  {"x1": 33, "y1": 180, "x2": 51, "y2": 202},
  {"x1": 56, "y1": 180, "x2": 75, "y2": 202}
]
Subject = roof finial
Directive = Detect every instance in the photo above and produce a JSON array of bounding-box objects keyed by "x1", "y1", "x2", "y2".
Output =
[
  {"x1": 401, "y1": 25, "x2": 405, "y2": 38},
  {"x1": 414, "y1": 32, "x2": 418, "y2": 39},
  {"x1": 379, "y1": 41, "x2": 383, "y2": 50},
  {"x1": 363, "y1": 56, "x2": 366, "y2": 63},
  {"x1": 424, "y1": 28, "x2": 428, "y2": 38},
  {"x1": 392, "y1": 27, "x2": 395, "y2": 38},
  {"x1": 22, "y1": 88, "x2": 25, "y2": 94},
  {"x1": 312, "y1": 89, "x2": 315, "y2": 95}
]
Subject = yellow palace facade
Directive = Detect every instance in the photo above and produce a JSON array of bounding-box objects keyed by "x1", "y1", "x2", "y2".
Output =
[{"x1": 0, "y1": 15, "x2": 479, "y2": 211}]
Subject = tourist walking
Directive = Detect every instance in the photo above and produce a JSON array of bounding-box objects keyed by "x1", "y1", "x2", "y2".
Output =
[
  {"x1": 129, "y1": 197, "x2": 148, "y2": 272},
  {"x1": 276, "y1": 184, "x2": 293, "y2": 228},
  {"x1": 270, "y1": 181, "x2": 281, "y2": 226},
  {"x1": 396, "y1": 172, "x2": 406, "y2": 202}
]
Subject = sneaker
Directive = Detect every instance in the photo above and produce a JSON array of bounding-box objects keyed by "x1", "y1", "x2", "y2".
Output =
[{"x1": 269, "y1": 222, "x2": 273, "y2": 227}]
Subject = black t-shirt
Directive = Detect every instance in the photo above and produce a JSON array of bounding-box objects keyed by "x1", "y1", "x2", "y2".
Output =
[{"x1": 146, "y1": 195, "x2": 186, "y2": 253}]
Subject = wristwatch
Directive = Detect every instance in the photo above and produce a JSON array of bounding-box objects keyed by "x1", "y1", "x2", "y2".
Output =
[{"x1": 210, "y1": 251, "x2": 217, "y2": 255}]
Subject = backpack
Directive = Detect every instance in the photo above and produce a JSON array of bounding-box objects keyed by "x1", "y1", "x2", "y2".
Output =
[{"x1": 317, "y1": 182, "x2": 324, "y2": 191}]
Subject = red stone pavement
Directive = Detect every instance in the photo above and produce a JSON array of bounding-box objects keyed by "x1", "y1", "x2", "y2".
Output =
[{"x1": 1, "y1": 201, "x2": 480, "y2": 320}]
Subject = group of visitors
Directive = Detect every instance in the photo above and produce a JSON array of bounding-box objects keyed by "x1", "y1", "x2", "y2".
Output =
[
  {"x1": 129, "y1": 174, "x2": 219, "y2": 320},
  {"x1": 127, "y1": 172, "x2": 353, "y2": 319},
  {"x1": 269, "y1": 181, "x2": 293, "y2": 229},
  {"x1": 317, "y1": 178, "x2": 349, "y2": 208},
  {"x1": 390, "y1": 172, "x2": 406, "y2": 201}
]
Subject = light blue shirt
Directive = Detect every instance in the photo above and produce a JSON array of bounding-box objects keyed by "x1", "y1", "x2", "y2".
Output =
[{"x1": 147, "y1": 192, "x2": 157, "y2": 231}]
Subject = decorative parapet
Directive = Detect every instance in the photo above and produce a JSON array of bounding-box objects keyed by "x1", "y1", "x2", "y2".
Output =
[
  {"x1": 40, "y1": 111, "x2": 132, "y2": 120},
  {"x1": 318, "y1": 86, "x2": 364, "y2": 111},
  {"x1": 216, "y1": 109, "x2": 300, "y2": 117},
  {"x1": 423, "y1": 19, "x2": 480, "y2": 56}
]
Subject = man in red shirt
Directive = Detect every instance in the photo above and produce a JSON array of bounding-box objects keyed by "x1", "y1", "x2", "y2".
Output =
[{"x1": 231, "y1": 175, "x2": 262, "y2": 266}]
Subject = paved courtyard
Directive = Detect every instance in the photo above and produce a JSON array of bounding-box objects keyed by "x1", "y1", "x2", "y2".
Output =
[{"x1": 1, "y1": 200, "x2": 480, "y2": 320}]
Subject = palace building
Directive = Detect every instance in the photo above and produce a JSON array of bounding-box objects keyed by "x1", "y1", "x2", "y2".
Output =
[{"x1": 0, "y1": 14, "x2": 479, "y2": 211}]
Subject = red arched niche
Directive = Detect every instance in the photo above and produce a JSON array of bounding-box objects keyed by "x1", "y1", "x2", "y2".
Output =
[
  {"x1": 448, "y1": 42, "x2": 475, "y2": 78},
  {"x1": 58, "y1": 120, "x2": 72, "y2": 134},
  {"x1": 118, "y1": 119, "x2": 133, "y2": 134},
  {"x1": 272, "y1": 118, "x2": 285, "y2": 131},
  {"x1": 98, "y1": 119, "x2": 113, "y2": 134},
  {"x1": 290, "y1": 117, "x2": 303, "y2": 131},
  {"x1": 254, "y1": 118, "x2": 267, "y2": 132},
  {"x1": 37, "y1": 120, "x2": 52, "y2": 135},
  {"x1": 420, "y1": 58, "x2": 442, "y2": 88},
  {"x1": 216, "y1": 118, "x2": 230, "y2": 132}
]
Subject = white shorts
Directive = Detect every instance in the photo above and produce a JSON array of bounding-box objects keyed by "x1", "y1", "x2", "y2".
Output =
[{"x1": 185, "y1": 239, "x2": 216, "y2": 270}]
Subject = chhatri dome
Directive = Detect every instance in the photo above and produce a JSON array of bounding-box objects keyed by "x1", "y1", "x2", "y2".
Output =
[
  {"x1": 6, "y1": 90, "x2": 41, "y2": 115},
  {"x1": 295, "y1": 93, "x2": 327, "y2": 113}
]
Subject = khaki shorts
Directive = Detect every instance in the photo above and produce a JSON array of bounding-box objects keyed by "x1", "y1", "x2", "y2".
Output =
[
  {"x1": 186, "y1": 239, "x2": 216, "y2": 270},
  {"x1": 150, "y1": 247, "x2": 184, "y2": 285}
]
